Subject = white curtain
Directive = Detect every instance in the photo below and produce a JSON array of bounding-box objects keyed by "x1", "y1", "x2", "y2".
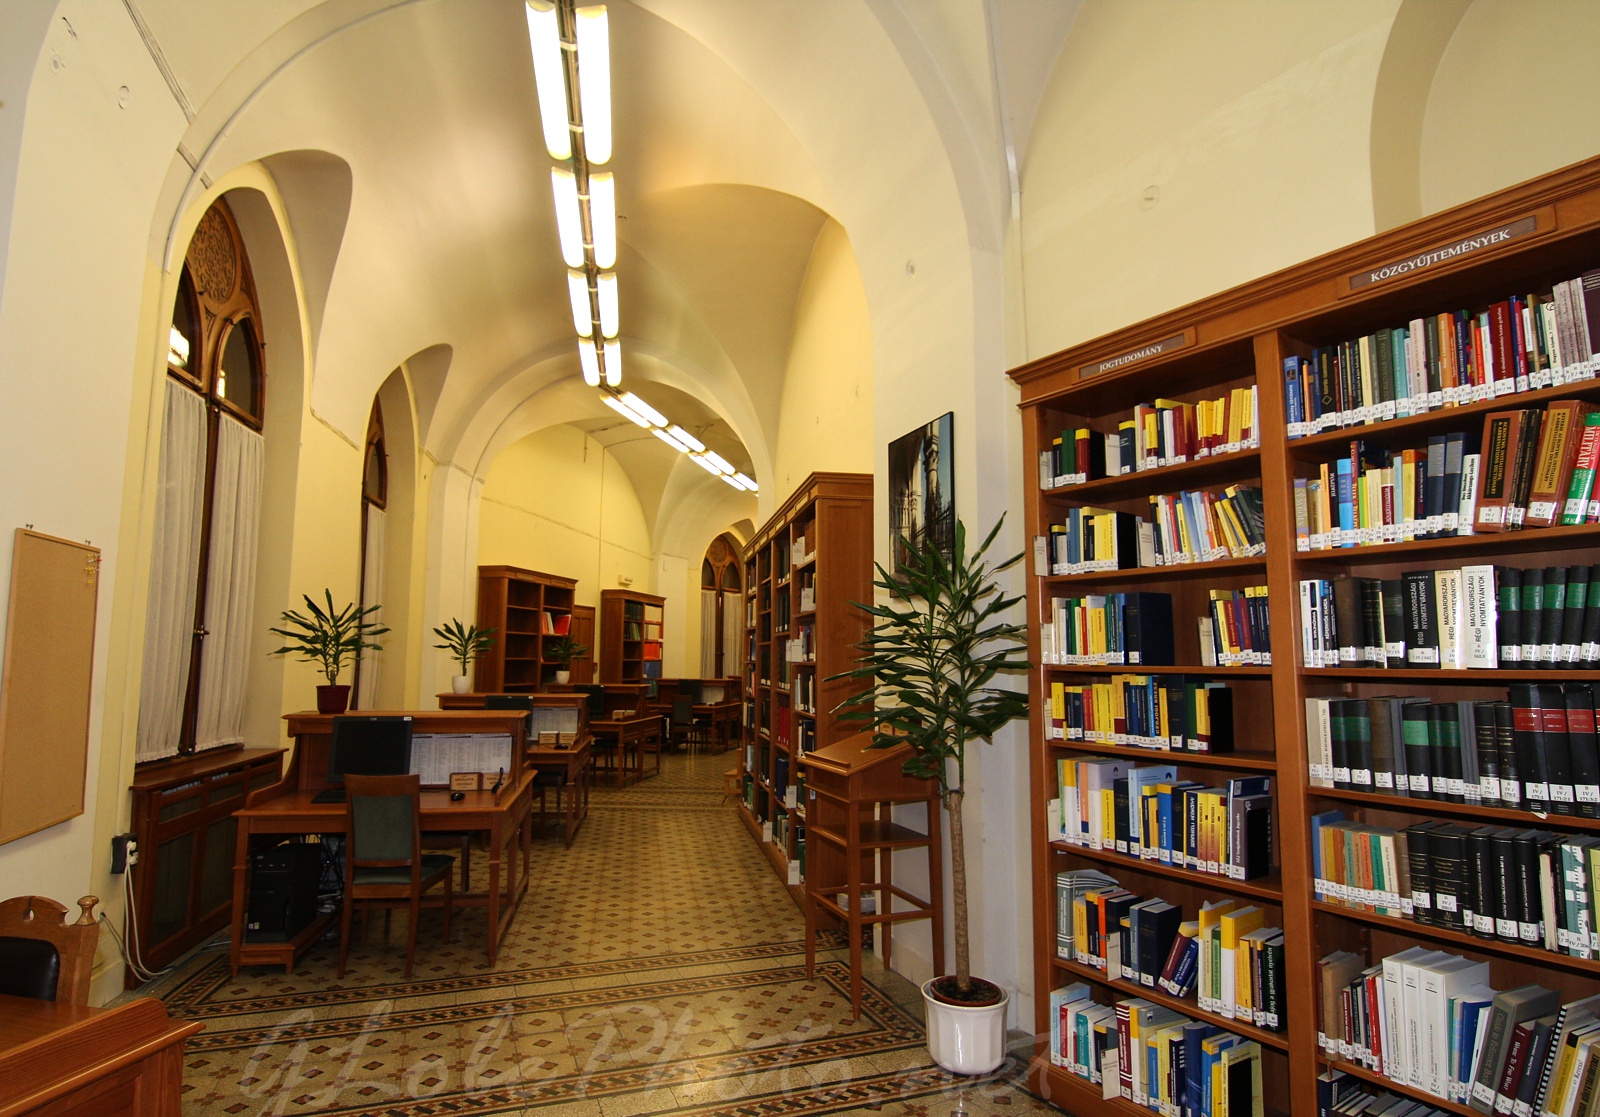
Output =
[
  {"x1": 135, "y1": 381, "x2": 207, "y2": 763},
  {"x1": 193, "y1": 414, "x2": 263, "y2": 752},
  {"x1": 700, "y1": 589, "x2": 718, "y2": 677},
  {"x1": 721, "y1": 591, "x2": 741, "y2": 679},
  {"x1": 357, "y1": 503, "x2": 385, "y2": 710}
]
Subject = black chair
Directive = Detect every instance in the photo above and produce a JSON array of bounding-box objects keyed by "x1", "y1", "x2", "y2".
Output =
[
  {"x1": 339, "y1": 774, "x2": 453, "y2": 978},
  {"x1": 0, "y1": 895, "x2": 98, "y2": 1004}
]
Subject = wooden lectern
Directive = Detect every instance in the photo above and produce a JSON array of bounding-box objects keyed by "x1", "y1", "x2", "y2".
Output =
[{"x1": 799, "y1": 729, "x2": 944, "y2": 1018}]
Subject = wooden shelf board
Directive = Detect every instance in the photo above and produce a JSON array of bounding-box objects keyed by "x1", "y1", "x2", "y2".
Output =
[
  {"x1": 1310, "y1": 785, "x2": 1600, "y2": 831},
  {"x1": 1028, "y1": 1056, "x2": 1290, "y2": 1117},
  {"x1": 809, "y1": 819, "x2": 932, "y2": 850},
  {"x1": 1296, "y1": 521, "x2": 1600, "y2": 566},
  {"x1": 1048, "y1": 954, "x2": 1288, "y2": 1050},
  {"x1": 1042, "y1": 556, "x2": 1266, "y2": 588},
  {"x1": 1042, "y1": 448, "x2": 1262, "y2": 505},
  {"x1": 1318, "y1": 1058, "x2": 1476, "y2": 1117},
  {"x1": 1045, "y1": 663, "x2": 1273, "y2": 678},
  {"x1": 1305, "y1": 665, "x2": 1600, "y2": 682},
  {"x1": 1293, "y1": 377, "x2": 1600, "y2": 456},
  {"x1": 1048, "y1": 840, "x2": 1284, "y2": 901},
  {"x1": 1311, "y1": 900, "x2": 1600, "y2": 976},
  {"x1": 1050, "y1": 739, "x2": 1278, "y2": 771}
]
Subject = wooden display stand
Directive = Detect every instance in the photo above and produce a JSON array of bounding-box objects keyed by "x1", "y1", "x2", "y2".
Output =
[
  {"x1": 473, "y1": 565, "x2": 578, "y2": 693},
  {"x1": 1011, "y1": 156, "x2": 1600, "y2": 1117},
  {"x1": 739, "y1": 472, "x2": 872, "y2": 906},
  {"x1": 598, "y1": 590, "x2": 665, "y2": 682},
  {"x1": 800, "y1": 730, "x2": 943, "y2": 1019}
]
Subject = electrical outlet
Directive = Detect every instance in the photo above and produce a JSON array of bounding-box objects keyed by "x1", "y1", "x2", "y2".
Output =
[{"x1": 111, "y1": 832, "x2": 137, "y2": 874}]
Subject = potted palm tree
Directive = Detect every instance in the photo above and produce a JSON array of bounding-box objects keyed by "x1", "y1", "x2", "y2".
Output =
[
  {"x1": 543, "y1": 635, "x2": 589, "y2": 685},
  {"x1": 433, "y1": 619, "x2": 496, "y2": 693},
  {"x1": 832, "y1": 517, "x2": 1029, "y2": 1075},
  {"x1": 269, "y1": 591, "x2": 389, "y2": 714}
]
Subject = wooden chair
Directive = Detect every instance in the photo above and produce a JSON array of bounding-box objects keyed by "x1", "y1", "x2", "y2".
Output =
[
  {"x1": 339, "y1": 774, "x2": 453, "y2": 979},
  {"x1": 670, "y1": 697, "x2": 710, "y2": 752},
  {"x1": 0, "y1": 895, "x2": 99, "y2": 1004}
]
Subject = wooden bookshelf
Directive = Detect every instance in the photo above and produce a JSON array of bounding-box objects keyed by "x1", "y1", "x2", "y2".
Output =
[
  {"x1": 1011, "y1": 156, "x2": 1600, "y2": 1117},
  {"x1": 473, "y1": 565, "x2": 578, "y2": 693},
  {"x1": 598, "y1": 589, "x2": 665, "y2": 683},
  {"x1": 737, "y1": 472, "x2": 872, "y2": 906}
]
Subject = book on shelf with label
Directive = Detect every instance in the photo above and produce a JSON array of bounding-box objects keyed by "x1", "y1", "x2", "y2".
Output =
[{"x1": 1014, "y1": 159, "x2": 1600, "y2": 1117}]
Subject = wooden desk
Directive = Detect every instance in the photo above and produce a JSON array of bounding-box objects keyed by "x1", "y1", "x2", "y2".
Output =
[
  {"x1": 526, "y1": 738, "x2": 592, "y2": 846},
  {"x1": 590, "y1": 713, "x2": 661, "y2": 784},
  {"x1": 0, "y1": 994, "x2": 202, "y2": 1117},
  {"x1": 699, "y1": 699, "x2": 742, "y2": 751},
  {"x1": 229, "y1": 710, "x2": 535, "y2": 974}
]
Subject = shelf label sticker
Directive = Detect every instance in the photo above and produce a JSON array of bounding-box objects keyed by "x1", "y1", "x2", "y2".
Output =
[
  {"x1": 1079, "y1": 332, "x2": 1189, "y2": 378},
  {"x1": 1348, "y1": 214, "x2": 1540, "y2": 290}
]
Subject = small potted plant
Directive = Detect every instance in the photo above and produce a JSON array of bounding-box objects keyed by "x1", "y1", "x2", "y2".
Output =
[
  {"x1": 832, "y1": 517, "x2": 1028, "y2": 1075},
  {"x1": 433, "y1": 619, "x2": 495, "y2": 693},
  {"x1": 269, "y1": 591, "x2": 389, "y2": 714},
  {"x1": 544, "y1": 635, "x2": 589, "y2": 684}
]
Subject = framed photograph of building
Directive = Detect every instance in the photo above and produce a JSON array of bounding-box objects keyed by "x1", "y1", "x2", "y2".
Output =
[{"x1": 887, "y1": 411, "x2": 954, "y2": 569}]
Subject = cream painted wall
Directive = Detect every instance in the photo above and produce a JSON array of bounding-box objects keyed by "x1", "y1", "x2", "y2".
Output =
[
  {"x1": 1418, "y1": 0, "x2": 1600, "y2": 216},
  {"x1": 477, "y1": 426, "x2": 657, "y2": 668},
  {"x1": 1020, "y1": 0, "x2": 1400, "y2": 357},
  {"x1": 770, "y1": 219, "x2": 876, "y2": 506}
]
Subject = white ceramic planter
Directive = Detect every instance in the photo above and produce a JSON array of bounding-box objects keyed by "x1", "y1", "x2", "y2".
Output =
[
  {"x1": 555, "y1": 669, "x2": 572, "y2": 684},
  {"x1": 922, "y1": 979, "x2": 1009, "y2": 1075},
  {"x1": 451, "y1": 674, "x2": 472, "y2": 694}
]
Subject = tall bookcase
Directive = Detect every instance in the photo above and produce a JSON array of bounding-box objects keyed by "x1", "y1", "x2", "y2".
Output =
[
  {"x1": 739, "y1": 472, "x2": 873, "y2": 904},
  {"x1": 1011, "y1": 157, "x2": 1600, "y2": 1117},
  {"x1": 598, "y1": 589, "x2": 665, "y2": 683},
  {"x1": 473, "y1": 565, "x2": 578, "y2": 693}
]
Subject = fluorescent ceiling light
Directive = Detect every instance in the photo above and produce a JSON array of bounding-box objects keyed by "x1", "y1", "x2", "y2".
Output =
[
  {"x1": 667, "y1": 425, "x2": 703, "y2": 453},
  {"x1": 597, "y1": 271, "x2": 618, "y2": 338},
  {"x1": 551, "y1": 168, "x2": 584, "y2": 268},
  {"x1": 720, "y1": 473, "x2": 747, "y2": 490},
  {"x1": 574, "y1": 6, "x2": 612, "y2": 165},
  {"x1": 602, "y1": 393, "x2": 650, "y2": 428},
  {"x1": 733, "y1": 472, "x2": 758, "y2": 491},
  {"x1": 526, "y1": 2, "x2": 570, "y2": 160},
  {"x1": 602, "y1": 337, "x2": 621, "y2": 387},
  {"x1": 653, "y1": 427, "x2": 692, "y2": 452},
  {"x1": 619, "y1": 391, "x2": 665, "y2": 427},
  {"x1": 588, "y1": 171, "x2": 616, "y2": 268},
  {"x1": 689, "y1": 452, "x2": 723, "y2": 477},
  {"x1": 566, "y1": 269, "x2": 592, "y2": 337},
  {"x1": 578, "y1": 338, "x2": 600, "y2": 387},
  {"x1": 700, "y1": 449, "x2": 734, "y2": 475}
]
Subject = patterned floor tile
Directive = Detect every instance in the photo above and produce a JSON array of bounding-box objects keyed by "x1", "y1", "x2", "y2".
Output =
[{"x1": 150, "y1": 751, "x2": 1057, "y2": 1116}]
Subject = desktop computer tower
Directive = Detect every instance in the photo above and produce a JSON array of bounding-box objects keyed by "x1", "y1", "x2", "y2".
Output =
[{"x1": 245, "y1": 841, "x2": 322, "y2": 942}]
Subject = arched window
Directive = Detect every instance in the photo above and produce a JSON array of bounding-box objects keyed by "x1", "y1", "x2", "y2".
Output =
[
  {"x1": 700, "y1": 534, "x2": 743, "y2": 677},
  {"x1": 355, "y1": 400, "x2": 387, "y2": 709},
  {"x1": 138, "y1": 197, "x2": 268, "y2": 762}
]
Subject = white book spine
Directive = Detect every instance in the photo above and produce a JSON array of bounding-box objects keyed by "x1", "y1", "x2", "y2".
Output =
[{"x1": 1462, "y1": 565, "x2": 1499, "y2": 669}]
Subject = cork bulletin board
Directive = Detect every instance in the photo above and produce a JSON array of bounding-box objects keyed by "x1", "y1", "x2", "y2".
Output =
[{"x1": 0, "y1": 529, "x2": 101, "y2": 845}]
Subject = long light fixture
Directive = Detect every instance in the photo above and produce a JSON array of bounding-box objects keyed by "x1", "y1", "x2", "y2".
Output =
[
  {"x1": 578, "y1": 338, "x2": 601, "y2": 387},
  {"x1": 593, "y1": 387, "x2": 757, "y2": 492},
  {"x1": 529, "y1": 1, "x2": 624, "y2": 388},
  {"x1": 573, "y1": 6, "x2": 612, "y2": 164},
  {"x1": 550, "y1": 168, "x2": 584, "y2": 267}
]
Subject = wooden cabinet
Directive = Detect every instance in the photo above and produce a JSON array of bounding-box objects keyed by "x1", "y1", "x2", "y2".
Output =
[
  {"x1": 1011, "y1": 156, "x2": 1600, "y2": 1117},
  {"x1": 473, "y1": 566, "x2": 577, "y2": 693},
  {"x1": 738, "y1": 471, "x2": 872, "y2": 905},
  {"x1": 568, "y1": 604, "x2": 596, "y2": 685},
  {"x1": 598, "y1": 590, "x2": 665, "y2": 683},
  {"x1": 127, "y1": 747, "x2": 283, "y2": 986}
]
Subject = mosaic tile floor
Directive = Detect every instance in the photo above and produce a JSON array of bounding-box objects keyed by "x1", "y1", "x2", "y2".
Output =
[{"x1": 151, "y1": 750, "x2": 1063, "y2": 1116}]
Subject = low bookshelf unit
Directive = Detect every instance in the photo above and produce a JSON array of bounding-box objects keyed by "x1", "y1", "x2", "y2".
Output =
[
  {"x1": 599, "y1": 589, "x2": 665, "y2": 683},
  {"x1": 738, "y1": 471, "x2": 872, "y2": 905},
  {"x1": 1011, "y1": 156, "x2": 1600, "y2": 1117}
]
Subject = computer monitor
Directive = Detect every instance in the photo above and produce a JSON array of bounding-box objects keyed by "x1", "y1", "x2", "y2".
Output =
[
  {"x1": 483, "y1": 694, "x2": 534, "y2": 735},
  {"x1": 677, "y1": 679, "x2": 703, "y2": 704},
  {"x1": 573, "y1": 684, "x2": 606, "y2": 719},
  {"x1": 328, "y1": 715, "x2": 414, "y2": 785}
]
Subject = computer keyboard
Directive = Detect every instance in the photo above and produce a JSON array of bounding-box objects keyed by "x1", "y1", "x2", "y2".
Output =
[{"x1": 311, "y1": 788, "x2": 346, "y2": 804}]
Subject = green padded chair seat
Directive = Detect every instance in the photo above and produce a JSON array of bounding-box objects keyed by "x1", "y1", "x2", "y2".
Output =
[{"x1": 353, "y1": 854, "x2": 455, "y2": 886}]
